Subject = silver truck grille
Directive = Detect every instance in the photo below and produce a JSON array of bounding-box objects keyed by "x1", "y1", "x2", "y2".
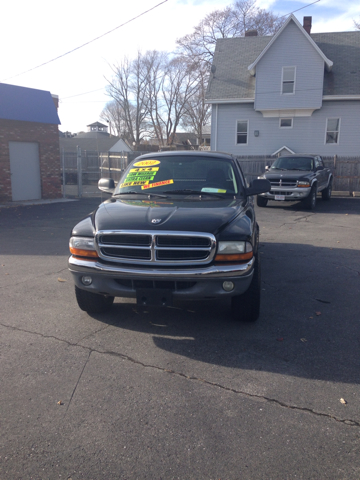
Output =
[
  {"x1": 270, "y1": 178, "x2": 297, "y2": 188},
  {"x1": 96, "y1": 230, "x2": 216, "y2": 266}
]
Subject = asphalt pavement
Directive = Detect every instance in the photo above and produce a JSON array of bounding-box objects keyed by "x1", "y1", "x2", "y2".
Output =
[{"x1": 0, "y1": 194, "x2": 359, "y2": 479}]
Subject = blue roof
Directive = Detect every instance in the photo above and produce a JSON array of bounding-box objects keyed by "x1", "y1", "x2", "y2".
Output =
[{"x1": 0, "y1": 83, "x2": 60, "y2": 125}]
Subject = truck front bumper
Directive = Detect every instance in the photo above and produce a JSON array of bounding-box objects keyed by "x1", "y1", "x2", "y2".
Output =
[
  {"x1": 260, "y1": 186, "x2": 311, "y2": 201},
  {"x1": 68, "y1": 256, "x2": 255, "y2": 300}
]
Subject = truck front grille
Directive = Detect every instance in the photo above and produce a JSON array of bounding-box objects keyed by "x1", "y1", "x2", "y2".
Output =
[
  {"x1": 270, "y1": 178, "x2": 297, "y2": 188},
  {"x1": 115, "y1": 279, "x2": 196, "y2": 291},
  {"x1": 96, "y1": 230, "x2": 216, "y2": 266}
]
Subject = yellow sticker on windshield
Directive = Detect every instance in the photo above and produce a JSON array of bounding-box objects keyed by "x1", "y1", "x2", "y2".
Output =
[
  {"x1": 133, "y1": 160, "x2": 161, "y2": 167},
  {"x1": 120, "y1": 180, "x2": 149, "y2": 188},
  {"x1": 130, "y1": 167, "x2": 159, "y2": 173},
  {"x1": 141, "y1": 179, "x2": 173, "y2": 190}
]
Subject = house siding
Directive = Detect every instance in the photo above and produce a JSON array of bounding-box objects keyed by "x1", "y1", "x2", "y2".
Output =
[
  {"x1": 254, "y1": 22, "x2": 324, "y2": 112},
  {"x1": 0, "y1": 119, "x2": 61, "y2": 202},
  {"x1": 211, "y1": 101, "x2": 360, "y2": 156}
]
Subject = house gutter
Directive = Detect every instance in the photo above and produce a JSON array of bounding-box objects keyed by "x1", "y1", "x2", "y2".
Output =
[
  {"x1": 323, "y1": 95, "x2": 360, "y2": 101},
  {"x1": 206, "y1": 98, "x2": 254, "y2": 105}
]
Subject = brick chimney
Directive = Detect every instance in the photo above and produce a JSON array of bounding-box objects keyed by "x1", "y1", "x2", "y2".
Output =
[
  {"x1": 245, "y1": 29, "x2": 258, "y2": 37},
  {"x1": 303, "y1": 16, "x2": 312, "y2": 35}
]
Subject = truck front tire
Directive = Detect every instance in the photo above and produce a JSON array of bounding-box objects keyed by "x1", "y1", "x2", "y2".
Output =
[
  {"x1": 257, "y1": 196, "x2": 268, "y2": 207},
  {"x1": 75, "y1": 286, "x2": 114, "y2": 314},
  {"x1": 231, "y1": 254, "x2": 261, "y2": 322},
  {"x1": 304, "y1": 185, "x2": 317, "y2": 210},
  {"x1": 322, "y1": 179, "x2": 332, "y2": 201}
]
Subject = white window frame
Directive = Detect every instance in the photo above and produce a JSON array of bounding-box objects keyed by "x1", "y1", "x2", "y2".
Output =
[
  {"x1": 281, "y1": 66, "x2": 296, "y2": 95},
  {"x1": 236, "y1": 120, "x2": 249, "y2": 146},
  {"x1": 325, "y1": 117, "x2": 341, "y2": 145},
  {"x1": 279, "y1": 118, "x2": 293, "y2": 128}
]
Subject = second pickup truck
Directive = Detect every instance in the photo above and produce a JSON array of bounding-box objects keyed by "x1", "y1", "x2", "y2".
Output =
[{"x1": 257, "y1": 154, "x2": 333, "y2": 210}]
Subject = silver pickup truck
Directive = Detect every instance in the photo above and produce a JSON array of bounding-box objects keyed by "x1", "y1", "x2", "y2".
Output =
[{"x1": 257, "y1": 154, "x2": 333, "y2": 210}]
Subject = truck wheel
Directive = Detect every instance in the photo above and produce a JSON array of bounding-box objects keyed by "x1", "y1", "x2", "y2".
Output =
[
  {"x1": 75, "y1": 286, "x2": 114, "y2": 313},
  {"x1": 322, "y1": 179, "x2": 332, "y2": 201},
  {"x1": 304, "y1": 185, "x2": 317, "y2": 210},
  {"x1": 257, "y1": 196, "x2": 268, "y2": 207},
  {"x1": 231, "y1": 254, "x2": 261, "y2": 322}
]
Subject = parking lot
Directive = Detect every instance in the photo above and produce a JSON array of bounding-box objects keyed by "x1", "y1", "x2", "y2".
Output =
[{"x1": 1, "y1": 194, "x2": 359, "y2": 479}]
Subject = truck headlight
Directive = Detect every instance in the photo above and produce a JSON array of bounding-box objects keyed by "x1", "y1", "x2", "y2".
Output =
[
  {"x1": 297, "y1": 180, "x2": 311, "y2": 188},
  {"x1": 215, "y1": 241, "x2": 253, "y2": 262},
  {"x1": 69, "y1": 237, "x2": 98, "y2": 258}
]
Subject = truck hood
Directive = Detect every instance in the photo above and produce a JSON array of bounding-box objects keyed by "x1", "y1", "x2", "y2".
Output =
[
  {"x1": 92, "y1": 196, "x2": 247, "y2": 236},
  {"x1": 264, "y1": 170, "x2": 314, "y2": 180}
]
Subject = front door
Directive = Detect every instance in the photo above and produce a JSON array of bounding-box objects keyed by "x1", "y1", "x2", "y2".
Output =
[{"x1": 9, "y1": 142, "x2": 41, "y2": 201}]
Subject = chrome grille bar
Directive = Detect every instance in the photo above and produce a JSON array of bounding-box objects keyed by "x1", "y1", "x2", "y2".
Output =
[{"x1": 96, "y1": 230, "x2": 216, "y2": 266}]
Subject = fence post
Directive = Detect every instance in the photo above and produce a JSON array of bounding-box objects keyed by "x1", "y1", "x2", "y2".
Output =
[
  {"x1": 61, "y1": 148, "x2": 66, "y2": 198},
  {"x1": 77, "y1": 146, "x2": 82, "y2": 198},
  {"x1": 334, "y1": 154, "x2": 337, "y2": 170}
]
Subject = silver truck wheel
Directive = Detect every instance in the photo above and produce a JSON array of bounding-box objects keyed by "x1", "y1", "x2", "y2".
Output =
[{"x1": 304, "y1": 185, "x2": 317, "y2": 210}]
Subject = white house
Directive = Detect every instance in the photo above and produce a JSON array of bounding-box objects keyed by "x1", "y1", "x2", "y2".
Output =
[{"x1": 206, "y1": 15, "x2": 360, "y2": 157}]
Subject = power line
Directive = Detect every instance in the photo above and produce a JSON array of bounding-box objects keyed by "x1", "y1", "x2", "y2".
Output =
[
  {"x1": 61, "y1": 87, "x2": 107, "y2": 100},
  {"x1": 279, "y1": 0, "x2": 321, "y2": 19},
  {"x1": 1, "y1": 0, "x2": 169, "y2": 82}
]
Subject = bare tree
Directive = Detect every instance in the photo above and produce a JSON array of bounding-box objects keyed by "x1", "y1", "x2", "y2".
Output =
[
  {"x1": 176, "y1": 6, "x2": 238, "y2": 68},
  {"x1": 144, "y1": 50, "x2": 168, "y2": 146},
  {"x1": 105, "y1": 53, "x2": 152, "y2": 147},
  {"x1": 176, "y1": 0, "x2": 285, "y2": 67},
  {"x1": 180, "y1": 66, "x2": 211, "y2": 146},
  {"x1": 100, "y1": 100, "x2": 133, "y2": 140},
  {"x1": 147, "y1": 56, "x2": 200, "y2": 146},
  {"x1": 355, "y1": 18, "x2": 360, "y2": 30}
]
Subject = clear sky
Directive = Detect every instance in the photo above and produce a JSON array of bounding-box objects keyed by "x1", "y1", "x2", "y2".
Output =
[{"x1": 1, "y1": 0, "x2": 359, "y2": 133}]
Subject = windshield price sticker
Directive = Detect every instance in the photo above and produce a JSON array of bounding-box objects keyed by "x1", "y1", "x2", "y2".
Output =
[
  {"x1": 124, "y1": 167, "x2": 159, "y2": 183},
  {"x1": 141, "y1": 179, "x2": 174, "y2": 190},
  {"x1": 133, "y1": 160, "x2": 161, "y2": 167},
  {"x1": 126, "y1": 173, "x2": 156, "y2": 181},
  {"x1": 130, "y1": 167, "x2": 159, "y2": 173},
  {"x1": 120, "y1": 180, "x2": 149, "y2": 188}
]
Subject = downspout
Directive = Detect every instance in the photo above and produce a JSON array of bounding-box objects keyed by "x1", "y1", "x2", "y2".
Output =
[{"x1": 214, "y1": 104, "x2": 218, "y2": 151}]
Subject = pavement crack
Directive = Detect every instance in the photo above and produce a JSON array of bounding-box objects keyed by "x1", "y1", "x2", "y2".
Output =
[
  {"x1": 1, "y1": 321, "x2": 359, "y2": 429},
  {"x1": 65, "y1": 350, "x2": 92, "y2": 416}
]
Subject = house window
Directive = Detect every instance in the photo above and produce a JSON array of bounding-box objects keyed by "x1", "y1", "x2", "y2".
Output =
[
  {"x1": 236, "y1": 120, "x2": 248, "y2": 145},
  {"x1": 326, "y1": 118, "x2": 340, "y2": 144},
  {"x1": 282, "y1": 67, "x2": 296, "y2": 94},
  {"x1": 280, "y1": 118, "x2": 293, "y2": 128}
]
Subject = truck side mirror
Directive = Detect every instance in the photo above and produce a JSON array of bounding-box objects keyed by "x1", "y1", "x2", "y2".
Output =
[
  {"x1": 98, "y1": 178, "x2": 115, "y2": 194},
  {"x1": 245, "y1": 179, "x2": 271, "y2": 197}
]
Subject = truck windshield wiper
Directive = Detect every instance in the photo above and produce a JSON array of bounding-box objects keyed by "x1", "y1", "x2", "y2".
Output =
[
  {"x1": 270, "y1": 167, "x2": 287, "y2": 171},
  {"x1": 113, "y1": 191, "x2": 169, "y2": 198},
  {"x1": 163, "y1": 189, "x2": 226, "y2": 198}
]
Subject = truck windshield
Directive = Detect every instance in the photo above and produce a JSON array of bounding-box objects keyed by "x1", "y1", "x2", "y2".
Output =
[
  {"x1": 270, "y1": 157, "x2": 314, "y2": 171},
  {"x1": 114, "y1": 156, "x2": 241, "y2": 196}
]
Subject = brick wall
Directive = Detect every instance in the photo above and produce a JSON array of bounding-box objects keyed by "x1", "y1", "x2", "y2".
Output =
[{"x1": 0, "y1": 119, "x2": 61, "y2": 202}]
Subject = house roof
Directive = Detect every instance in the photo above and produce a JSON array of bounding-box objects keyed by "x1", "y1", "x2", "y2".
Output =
[
  {"x1": 109, "y1": 138, "x2": 132, "y2": 152},
  {"x1": 0, "y1": 83, "x2": 60, "y2": 124},
  {"x1": 59, "y1": 132, "x2": 121, "y2": 152},
  {"x1": 247, "y1": 15, "x2": 333, "y2": 75},
  {"x1": 206, "y1": 22, "x2": 360, "y2": 102},
  {"x1": 87, "y1": 121, "x2": 108, "y2": 127}
]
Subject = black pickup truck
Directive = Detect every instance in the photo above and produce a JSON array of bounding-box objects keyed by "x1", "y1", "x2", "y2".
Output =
[
  {"x1": 68, "y1": 151, "x2": 270, "y2": 322},
  {"x1": 257, "y1": 154, "x2": 333, "y2": 210}
]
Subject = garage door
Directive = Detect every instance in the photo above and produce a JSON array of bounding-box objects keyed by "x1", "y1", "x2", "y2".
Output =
[{"x1": 9, "y1": 142, "x2": 41, "y2": 201}]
